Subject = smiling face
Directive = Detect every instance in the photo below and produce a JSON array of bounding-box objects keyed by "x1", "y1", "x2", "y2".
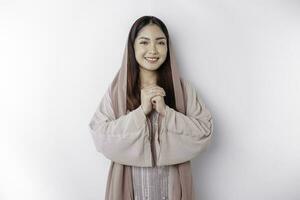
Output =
[{"x1": 134, "y1": 23, "x2": 168, "y2": 71}]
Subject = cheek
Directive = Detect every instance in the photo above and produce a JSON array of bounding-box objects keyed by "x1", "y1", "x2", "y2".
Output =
[
  {"x1": 158, "y1": 47, "x2": 167, "y2": 56},
  {"x1": 159, "y1": 50, "x2": 167, "y2": 62},
  {"x1": 135, "y1": 48, "x2": 147, "y2": 58},
  {"x1": 134, "y1": 49, "x2": 143, "y2": 59}
]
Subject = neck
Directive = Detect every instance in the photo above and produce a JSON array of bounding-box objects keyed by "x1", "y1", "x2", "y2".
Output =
[{"x1": 139, "y1": 67, "x2": 158, "y2": 88}]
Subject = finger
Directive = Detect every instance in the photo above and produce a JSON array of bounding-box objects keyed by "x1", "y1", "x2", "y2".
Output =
[
  {"x1": 145, "y1": 88, "x2": 166, "y2": 96},
  {"x1": 143, "y1": 85, "x2": 165, "y2": 92},
  {"x1": 151, "y1": 95, "x2": 164, "y2": 103},
  {"x1": 149, "y1": 92, "x2": 165, "y2": 98},
  {"x1": 151, "y1": 94, "x2": 164, "y2": 99}
]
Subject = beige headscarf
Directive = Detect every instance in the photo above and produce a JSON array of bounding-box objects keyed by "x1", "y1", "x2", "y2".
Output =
[{"x1": 104, "y1": 37, "x2": 194, "y2": 200}]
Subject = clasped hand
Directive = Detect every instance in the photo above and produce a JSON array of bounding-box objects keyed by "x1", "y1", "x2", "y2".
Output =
[{"x1": 140, "y1": 85, "x2": 166, "y2": 116}]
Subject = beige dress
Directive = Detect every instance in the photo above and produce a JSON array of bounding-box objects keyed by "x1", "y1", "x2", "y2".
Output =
[
  {"x1": 131, "y1": 111, "x2": 169, "y2": 200},
  {"x1": 89, "y1": 79, "x2": 213, "y2": 199}
]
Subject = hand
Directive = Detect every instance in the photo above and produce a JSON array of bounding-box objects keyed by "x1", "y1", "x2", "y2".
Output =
[
  {"x1": 140, "y1": 85, "x2": 166, "y2": 115},
  {"x1": 151, "y1": 95, "x2": 166, "y2": 116}
]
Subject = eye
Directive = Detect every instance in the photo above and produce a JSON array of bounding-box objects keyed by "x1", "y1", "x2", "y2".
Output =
[
  {"x1": 140, "y1": 41, "x2": 148, "y2": 45},
  {"x1": 158, "y1": 41, "x2": 166, "y2": 45}
]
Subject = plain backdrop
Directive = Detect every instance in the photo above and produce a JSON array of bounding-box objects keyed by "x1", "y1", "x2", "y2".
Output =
[{"x1": 1, "y1": 0, "x2": 300, "y2": 199}]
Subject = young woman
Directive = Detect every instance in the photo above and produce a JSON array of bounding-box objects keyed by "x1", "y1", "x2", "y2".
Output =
[{"x1": 89, "y1": 16, "x2": 213, "y2": 200}]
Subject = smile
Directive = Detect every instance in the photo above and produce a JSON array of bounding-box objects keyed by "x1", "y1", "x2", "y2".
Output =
[{"x1": 145, "y1": 57, "x2": 159, "y2": 62}]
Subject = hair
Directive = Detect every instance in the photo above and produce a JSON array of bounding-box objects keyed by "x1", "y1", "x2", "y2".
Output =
[{"x1": 126, "y1": 15, "x2": 177, "y2": 112}]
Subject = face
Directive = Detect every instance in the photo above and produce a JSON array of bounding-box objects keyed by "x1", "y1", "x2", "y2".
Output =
[{"x1": 134, "y1": 24, "x2": 168, "y2": 71}]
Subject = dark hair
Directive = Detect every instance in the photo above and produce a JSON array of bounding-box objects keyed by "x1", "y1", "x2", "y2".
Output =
[{"x1": 126, "y1": 16, "x2": 176, "y2": 112}]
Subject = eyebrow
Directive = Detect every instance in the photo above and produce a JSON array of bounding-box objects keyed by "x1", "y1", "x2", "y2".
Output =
[{"x1": 138, "y1": 36, "x2": 166, "y2": 40}]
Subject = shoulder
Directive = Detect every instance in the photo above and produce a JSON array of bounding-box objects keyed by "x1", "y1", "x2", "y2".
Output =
[
  {"x1": 180, "y1": 78, "x2": 210, "y2": 113},
  {"x1": 95, "y1": 87, "x2": 116, "y2": 120},
  {"x1": 100, "y1": 88, "x2": 112, "y2": 108},
  {"x1": 180, "y1": 78, "x2": 197, "y2": 100}
]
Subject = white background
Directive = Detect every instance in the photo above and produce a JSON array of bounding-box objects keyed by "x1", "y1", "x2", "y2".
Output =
[{"x1": 1, "y1": 0, "x2": 300, "y2": 199}]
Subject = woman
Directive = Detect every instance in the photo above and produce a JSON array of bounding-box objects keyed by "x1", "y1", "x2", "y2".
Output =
[{"x1": 89, "y1": 16, "x2": 213, "y2": 200}]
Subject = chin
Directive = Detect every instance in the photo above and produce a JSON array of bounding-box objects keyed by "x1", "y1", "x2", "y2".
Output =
[
  {"x1": 141, "y1": 64, "x2": 161, "y2": 71},
  {"x1": 145, "y1": 62, "x2": 164, "y2": 70}
]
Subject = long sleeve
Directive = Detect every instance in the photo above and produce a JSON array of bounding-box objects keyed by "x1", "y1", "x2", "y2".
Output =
[
  {"x1": 88, "y1": 90, "x2": 153, "y2": 167},
  {"x1": 156, "y1": 80, "x2": 214, "y2": 166}
]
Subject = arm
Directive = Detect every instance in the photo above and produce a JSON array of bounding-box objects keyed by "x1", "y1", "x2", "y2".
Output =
[
  {"x1": 156, "y1": 80, "x2": 213, "y2": 166},
  {"x1": 88, "y1": 90, "x2": 153, "y2": 167}
]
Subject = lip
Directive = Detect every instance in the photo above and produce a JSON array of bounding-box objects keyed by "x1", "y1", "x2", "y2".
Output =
[
  {"x1": 145, "y1": 57, "x2": 159, "y2": 59},
  {"x1": 145, "y1": 57, "x2": 159, "y2": 63}
]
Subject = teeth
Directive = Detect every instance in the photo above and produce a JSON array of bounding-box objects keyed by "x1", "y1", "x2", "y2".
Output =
[{"x1": 145, "y1": 57, "x2": 159, "y2": 61}]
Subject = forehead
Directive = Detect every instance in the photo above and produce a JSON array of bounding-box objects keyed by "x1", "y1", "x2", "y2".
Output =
[{"x1": 136, "y1": 24, "x2": 166, "y2": 38}]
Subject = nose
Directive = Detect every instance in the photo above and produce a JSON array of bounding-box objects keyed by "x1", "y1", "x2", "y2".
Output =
[{"x1": 149, "y1": 43, "x2": 158, "y2": 54}]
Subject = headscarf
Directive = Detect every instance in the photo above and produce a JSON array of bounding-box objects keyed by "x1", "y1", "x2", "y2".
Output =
[{"x1": 104, "y1": 36, "x2": 194, "y2": 200}]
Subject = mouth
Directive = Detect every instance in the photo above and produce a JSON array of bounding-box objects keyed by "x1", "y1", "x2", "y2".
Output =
[{"x1": 145, "y1": 57, "x2": 159, "y2": 63}]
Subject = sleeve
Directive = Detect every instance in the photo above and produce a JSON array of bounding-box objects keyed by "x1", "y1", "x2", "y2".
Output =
[
  {"x1": 88, "y1": 89, "x2": 153, "y2": 167},
  {"x1": 156, "y1": 80, "x2": 214, "y2": 166}
]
